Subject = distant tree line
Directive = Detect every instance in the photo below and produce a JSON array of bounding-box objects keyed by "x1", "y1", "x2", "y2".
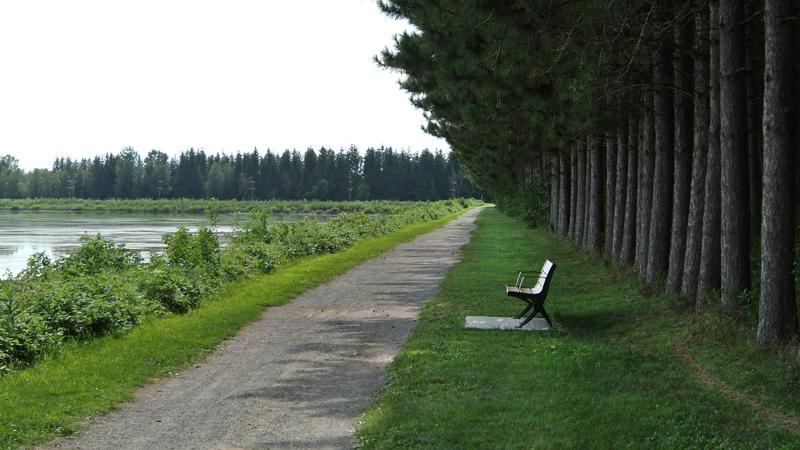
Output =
[
  {"x1": 379, "y1": 1, "x2": 800, "y2": 346},
  {"x1": 0, "y1": 147, "x2": 483, "y2": 201}
]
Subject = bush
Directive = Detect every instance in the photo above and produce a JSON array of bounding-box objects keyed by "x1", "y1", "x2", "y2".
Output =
[
  {"x1": 495, "y1": 184, "x2": 549, "y2": 228},
  {"x1": 220, "y1": 241, "x2": 282, "y2": 280},
  {"x1": 24, "y1": 275, "x2": 155, "y2": 338},
  {"x1": 17, "y1": 252, "x2": 53, "y2": 280},
  {"x1": 56, "y1": 235, "x2": 142, "y2": 277},
  {"x1": 164, "y1": 226, "x2": 220, "y2": 275},
  {"x1": 259, "y1": 220, "x2": 357, "y2": 258},
  {"x1": 135, "y1": 258, "x2": 200, "y2": 314},
  {"x1": 0, "y1": 287, "x2": 61, "y2": 373}
]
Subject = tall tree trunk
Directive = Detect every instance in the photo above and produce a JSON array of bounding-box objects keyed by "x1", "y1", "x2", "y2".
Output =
[
  {"x1": 636, "y1": 91, "x2": 656, "y2": 276},
  {"x1": 558, "y1": 151, "x2": 570, "y2": 238},
  {"x1": 612, "y1": 123, "x2": 628, "y2": 262},
  {"x1": 667, "y1": 16, "x2": 695, "y2": 294},
  {"x1": 550, "y1": 153, "x2": 559, "y2": 232},
  {"x1": 719, "y1": 0, "x2": 751, "y2": 311},
  {"x1": 587, "y1": 136, "x2": 603, "y2": 250},
  {"x1": 539, "y1": 150, "x2": 546, "y2": 183},
  {"x1": 622, "y1": 115, "x2": 639, "y2": 265},
  {"x1": 575, "y1": 141, "x2": 587, "y2": 244},
  {"x1": 698, "y1": 0, "x2": 722, "y2": 311},
  {"x1": 569, "y1": 145, "x2": 578, "y2": 238},
  {"x1": 757, "y1": 0, "x2": 798, "y2": 345},
  {"x1": 582, "y1": 141, "x2": 592, "y2": 248},
  {"x1": 746, "y1": 0, "x2": 764, "y2": 239},
  {"x1": 605, "y1": 132, "x2": 616, "y2": 255},
  {"x1": 635, "y1": 114, "x2": 644, "y2": 272},
  {"x1": 682, "y1": 2, "x2": 710, "y2": 299},
  {"x1": 647, "y1": 45, "x2": 675, "y2": 285}
]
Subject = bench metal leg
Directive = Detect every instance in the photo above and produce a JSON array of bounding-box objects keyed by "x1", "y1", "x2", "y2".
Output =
[
  {"x1": 518, "y1": 302, "x2": 553, "y2": 329},
  {"x1": 515, "y1": 302, "x2": 533, "y2": 319},
  {"x1": 518, "y1": 309, "x2": 539, "y2": 327},
  {"x1": 538, "y1": 306, "x2": 553, "y2": 328}
]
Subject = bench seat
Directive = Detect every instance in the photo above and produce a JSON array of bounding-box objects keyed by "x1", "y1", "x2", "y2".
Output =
[{"x1": 505, "y1": 285, "x2": 543, "y2": 296}]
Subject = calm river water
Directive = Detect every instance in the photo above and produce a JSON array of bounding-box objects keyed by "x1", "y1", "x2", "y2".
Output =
[{"x1": 0, "y1": 210, "x2": 322, "y2": 275}]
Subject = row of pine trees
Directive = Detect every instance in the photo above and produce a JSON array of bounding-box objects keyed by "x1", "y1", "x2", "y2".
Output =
[
  {"x1": 378, "y1": 0, "x2": 799, "y2": 345},
  {"x1": 0, "y1": 146, "x2": 481, "y2": 201}
]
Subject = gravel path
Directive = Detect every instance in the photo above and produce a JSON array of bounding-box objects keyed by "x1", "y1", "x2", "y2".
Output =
[{"x1": 48, "y1": 208, "x2": 481, "y2": 450}]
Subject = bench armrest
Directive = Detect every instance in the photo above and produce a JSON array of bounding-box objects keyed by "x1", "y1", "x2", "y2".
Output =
[
  {"x1": 514, "y1": 271, "x2": 539, "y2": 287},
  {"x1": 518, "y1": 275, "x2": 547, "y2": 289},
  {"x1": 514, "y1": 270, "x2": 546, "y2": 288}
]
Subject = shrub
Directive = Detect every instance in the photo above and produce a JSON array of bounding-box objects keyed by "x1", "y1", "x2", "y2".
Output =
[
  {"x1": 135, "y1": 258, "x2": 200, "y2": 314},
  {"x1": 0, "y1": 287, "x2": 61, "y2": 373},
  {"x1": 17, "y1": 252, "x2": 53, "y2": 280},
  {"x1": 220, "y1": 241, "x2": 282, "y2": 280},
  {"x1": 164, "y1": 226, "x2": 220, "y2": 275},
  {"x1": 24, "y1": 275, "x2": 155, "y2": 338},
  {"x1": 56, "y1": 235, "x2": 142, "y2": 277}
]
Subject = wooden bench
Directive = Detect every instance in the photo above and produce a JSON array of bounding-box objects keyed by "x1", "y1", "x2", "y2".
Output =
[{"x1": 505, "y1": 260, "x2": 557, "y2": 328}]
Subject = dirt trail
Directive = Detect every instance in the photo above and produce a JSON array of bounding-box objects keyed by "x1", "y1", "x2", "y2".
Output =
[
  {"x1": 45, "y1": 208, "x2": 482, "y2": 450},
  {"x1": 677, "y1": 342, "x2": 800, "y2": 436}
]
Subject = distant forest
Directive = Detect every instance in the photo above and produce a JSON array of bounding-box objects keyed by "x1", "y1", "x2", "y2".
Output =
[{"x1": 0, "y1": 147, "x2": 483, "y2": 201}]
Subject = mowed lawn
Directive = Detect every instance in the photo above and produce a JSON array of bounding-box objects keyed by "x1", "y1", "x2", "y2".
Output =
[{"x1": 358, "y1": 208, "x2": 800, "y2": 449}]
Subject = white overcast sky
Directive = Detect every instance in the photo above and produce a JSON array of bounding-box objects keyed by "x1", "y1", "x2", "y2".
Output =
[{"x1": 0, "y1": 0, "x2": 446, "y2": 171}]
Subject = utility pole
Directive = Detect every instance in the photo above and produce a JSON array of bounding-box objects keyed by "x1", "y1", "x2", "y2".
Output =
[
  {"x1": 348, "y1": 174, "x2": 353, "y2": 201},
  {"x1": 249, "y1": 179, "x2": 256, "y2": 201},
  {"x1": 157, "y1": 179, "x2": 164, "y2": 199},
  {"x1": 449, "y1": 169, "x2": 458, "y2": 198}
]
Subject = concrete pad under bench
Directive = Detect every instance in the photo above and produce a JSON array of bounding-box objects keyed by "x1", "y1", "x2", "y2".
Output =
[{"x1": 465, "y1": 316, "x2": 555, "y2": 331}]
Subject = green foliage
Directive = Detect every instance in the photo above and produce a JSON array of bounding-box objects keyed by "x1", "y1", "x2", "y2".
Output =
[
  {"x1": 233, "y1": 209, "x2": 273, "y2": 243},
  {"x1": 18, "y1": 252, "x2": 53, "y2": 280},
  {"x1": 165, "y1": 226, "x2": 221, "y2": 275},
  {"x1": 10, "y1": 237, "x2": 153, "y2": 340},
  {"x1": 0, "y1": 199, "x2": 481, "y2": 373},
  {"x1": 22, "y1": 275, "x2": 156, "y2": 338},
  {"x1": 134, "y1": 257, "x2": 200, "y2": 314},
  {"x1": 0, "y1": 287, "x2": 60, "y2": 374},
  {"x1": 219, "y1": 241, "x2": 282, "y2": 280},
  {"x1": 260, "y1": 220, "x2": 357, "y2": 258},
  {"x1": 495, "y1": 181, "x2": 550, "y2": 228},
  {"x1": 56, "y1": 235, "x2": 142, "y2": 277}
]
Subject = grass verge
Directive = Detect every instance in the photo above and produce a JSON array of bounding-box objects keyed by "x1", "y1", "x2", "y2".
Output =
[
  {"x1": 0, "y1": 209, "x2": 468, "y2": 449},
  {"x1": 357, "y1": 208, "x2": 800, "y2": 449}
]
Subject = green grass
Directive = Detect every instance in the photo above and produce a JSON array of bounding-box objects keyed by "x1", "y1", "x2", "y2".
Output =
[
  {"x1": 0, "y1": 210, "x2": 467, "y2": 449},
  {"x1": 357, "y1": 208, "x2": 800, "y2": 449}
]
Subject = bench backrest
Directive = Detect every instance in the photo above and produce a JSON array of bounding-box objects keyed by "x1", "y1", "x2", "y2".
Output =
[{"x1": 535, "y1": 259, "x2": 556, "y2": 298}]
